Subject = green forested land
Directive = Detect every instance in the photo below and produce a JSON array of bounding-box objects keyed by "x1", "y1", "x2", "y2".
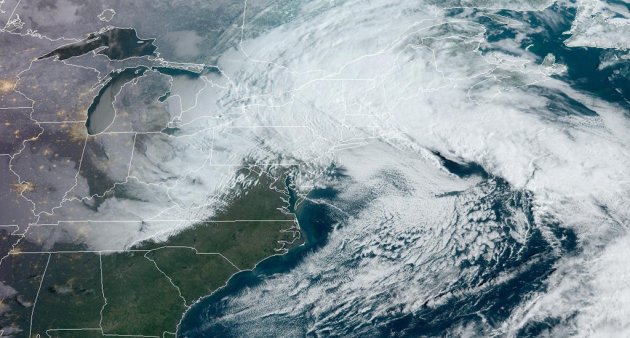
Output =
[{"x1": 20, "y1": 167, "x2": 302, "y2": 337}]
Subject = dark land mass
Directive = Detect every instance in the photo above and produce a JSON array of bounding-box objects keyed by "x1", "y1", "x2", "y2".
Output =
[
  {"x1": 85, "y1": 67, "x2": 148, "y2": 135},
  {"x1": 0, "y1": 253, "x2": 50, "y2": 337},
  {"x1": 178, "y1": 172, "x2": 343, "y2": 337},
  {"x1": 85, "y1": 65, "x2": 202, "y2": 135},
  {"x1": 30, "y1": 253, "x2": 104, "y2": 336},
  {"x1": 0, "y1": 166, "x2": 302, "y2": 337}
]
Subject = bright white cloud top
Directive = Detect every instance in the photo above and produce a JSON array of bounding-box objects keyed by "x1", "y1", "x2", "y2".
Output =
[{"x1": 3, "y1": 0, "x2": 629, "y2": 336}]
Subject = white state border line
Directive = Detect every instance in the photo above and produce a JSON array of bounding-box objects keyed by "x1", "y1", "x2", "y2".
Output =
[
  {"x1": 1, "y1": 0, "x2": 20, "y2": 29},
  {"x1": 20, "y1": 248, "x2": 240, "y2": 337},
  {"x1": 28, "y1": 253, "x2": 51, "y2": 337},
  {"x1": 0, "y1": 106, "x2": 32, "y2": 110},
  {"x1": 2, "y1": 1, "x2": 569, "y2": 337},
  {"x1": 30, "y1": 219, "x2": 294, "y2": 224}
]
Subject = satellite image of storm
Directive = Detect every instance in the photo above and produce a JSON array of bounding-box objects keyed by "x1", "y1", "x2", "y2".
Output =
[{"x1": 1, "y1": 0, "x2": 630, "y2": 337}]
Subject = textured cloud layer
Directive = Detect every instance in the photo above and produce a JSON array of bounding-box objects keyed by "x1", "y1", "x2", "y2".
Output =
[
  {"x1": 174, "y1": 0, "x2": 630, "y2": 336},
  {"x1": 566, "y1": 0, "x2": 630, "y2": 49},
  {"x1": 14, "y1": 0, "x2": 629, "y2": 335}
]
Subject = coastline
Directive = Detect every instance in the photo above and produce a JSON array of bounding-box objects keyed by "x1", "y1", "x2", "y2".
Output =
[{"x1": 176, "y1": 186, "x2": 340, "y2": 337}]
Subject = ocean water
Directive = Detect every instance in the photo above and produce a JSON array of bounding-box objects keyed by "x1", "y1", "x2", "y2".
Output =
[
  {"x1": 178, "y1": 185, "x2": 342, "y2": 337},
  {"x1": 177, "y1": 2, "x2": 627, "y2": 337},
  {"x1": 178, "y1": 173, "x2": 578, "y2": 337},
  {"x1": 490, "y1": 4, "x2": 630, "y2": 107}
]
